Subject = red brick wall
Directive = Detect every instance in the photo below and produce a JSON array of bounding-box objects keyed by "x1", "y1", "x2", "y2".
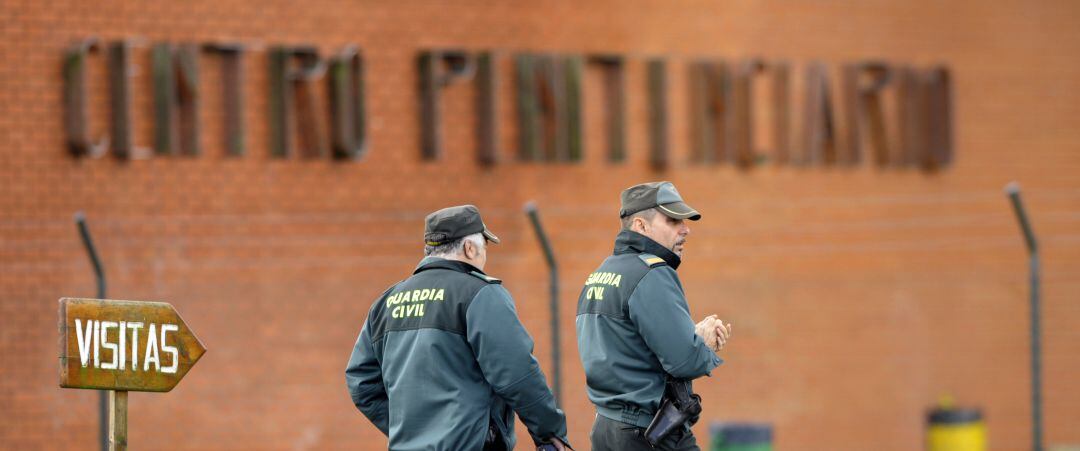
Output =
[{"x1": 2, "y1": 1, "x2": 1079, "y2": 449}]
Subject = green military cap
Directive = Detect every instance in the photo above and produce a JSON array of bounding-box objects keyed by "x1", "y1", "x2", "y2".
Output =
[
  {"x1": 424, "y1": 205, "x2": 500, "y2": 246},
  {"x1": 619, "y1": 181, "x2": 702, "y2": 221}
]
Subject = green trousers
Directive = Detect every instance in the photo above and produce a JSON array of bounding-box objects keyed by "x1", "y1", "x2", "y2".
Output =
[{"x1": 589, "y1": 414, "x2": 700, "y2": 451}]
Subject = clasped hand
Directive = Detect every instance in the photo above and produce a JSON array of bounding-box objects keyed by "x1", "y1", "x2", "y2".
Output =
[{"x1": 694, "y1": 315, "x2": 731, "y2": 352}]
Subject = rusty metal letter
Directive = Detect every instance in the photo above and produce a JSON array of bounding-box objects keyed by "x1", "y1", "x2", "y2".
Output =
[
  {"x1": 515, "y1": 54, "x2": 540, "y2": 161},
  {"x1": 268, "y1": 47, "x2": 293, "y2": 158},
  {"x1": 588, "y1": 55, "x2": 626, "y2": 162},
  {"x1": 845, "y1": 62, "x2": 892, "y2": 166},
  {"x1": 152, "y1": 43, "x2": 200, "y2": 157},
  {"x1": 730, "y1": 59, "x2": 791, "y2": 168},
  {"x1": 800, "y1": 62, "x2": 837, "y2": 165},
  {"x1": 647, "y1": 59, "x2": 669, "y2": 170},
  {"x1": 898, "y1": 66, "x2": 953, "y2": 171},
  {"x1": 922, "y1": 66, "x2": 952, "y2": 170},
  {"x1": 63, "y1": 38, "x2": 107, "y2": 158},
  {"x1": 688, "y1": 61, "x2": 735, "y2": 164},
  {"x1": 269, "y1": 47, "x2": 328, "y2": 159},
  {"x1": 152, "y1": 43, "x2": 178, "y2": 155},
  {"x1": 109, "y1": 41, "x2": 135, "y2": 160},
  {"x1": 772, "y1": 61, "x2": 792, "y2": 165},
  {"x1": 419, "y1": 50, "x2": 475, "y2": 160},
  {"x1": 564, "y1": 55, "x2": 583, "y2": 162},
  {"x1": 731, "y1": 60, "x2": 758, "y2": 168},
  {"x1": 176, "y1": 45, "x2": 200, "y2": 157},
  {"x1": 293, "y1": 48, "x2": 328, "y2": 159},
  {"x1": 896, "y1": 66, "x2": 922, "y2": 167},
  {"x1": 536, "y1": 55, "x2": 563, "y2": 161},
  {"x1": 329, "y1": 46, "x2": 366, "y2": 161},
  {"x1": 514, "y1": 53, "x2": 583, "y2": 163},
  {"x1": 475, "y1": 52, "x2": 498, "y2": 165},
  {"x1": 204, "y1": 43, "x2": 245, "y2": 156}
]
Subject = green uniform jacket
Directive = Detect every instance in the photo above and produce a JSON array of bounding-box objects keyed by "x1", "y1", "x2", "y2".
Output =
[
  {"x1": 346, "y1": 257, "x2": 569, "y2": 450},
  {"x1": 576, "y1": 230, "x2": 723, "y2": 428}
]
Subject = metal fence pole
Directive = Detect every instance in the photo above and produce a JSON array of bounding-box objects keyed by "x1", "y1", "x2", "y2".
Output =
[
  {"x1": 74, "y1": 212, "x2": 109, "y2": 451},
  {"x1": 1004, "y1": 182, "x2": 1042, "y2": 451},
  {"x1": 524, "y1": 202, "x2": 561, "y2": 406}
]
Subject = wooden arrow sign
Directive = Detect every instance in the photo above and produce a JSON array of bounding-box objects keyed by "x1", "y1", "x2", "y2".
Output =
[{"x1": 58, "y1": 298, "x2": 206, "y2": 392}]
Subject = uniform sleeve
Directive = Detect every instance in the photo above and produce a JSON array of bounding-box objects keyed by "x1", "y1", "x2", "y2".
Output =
[
  {"x1": 628, "y1": 267, "x2": 722, "y2": 379},
  {"x1": 344, "y1": 319, "x2": 390, "y2": 435},
  {"x1": 465, "y1": 285, "x2": 570, "y2": 447}
]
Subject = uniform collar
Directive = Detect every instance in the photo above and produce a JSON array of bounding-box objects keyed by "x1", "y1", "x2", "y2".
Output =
[
  {"x1": 414, "y1": 256, "x2": 485, "y2": 276},
  {"x1": 613, "y1": 230, "x2": 681, "y2": 270}
]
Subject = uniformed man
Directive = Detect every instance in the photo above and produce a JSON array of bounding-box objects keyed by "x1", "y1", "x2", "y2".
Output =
[
  {"x1": 346, "y1": 205, "x2": 570, "y2": 451},
  {"x1": 576, "y1": 181, "x2": 732, "y2": 451}
]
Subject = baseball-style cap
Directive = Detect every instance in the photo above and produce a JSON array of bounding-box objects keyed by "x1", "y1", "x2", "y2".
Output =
[
  {"x1": 619, "y1": 181, "x2": 702, "y2": 221},
  {"x1": 424, "y1": 205, "x2": 500, "y2": 246}
]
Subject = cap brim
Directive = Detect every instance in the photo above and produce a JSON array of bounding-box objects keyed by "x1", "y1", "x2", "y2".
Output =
[
  {"x1": 482, "y1": 229, "x2": 500, "y2": 244},
  {"x1": 657, "y1": 202, "x2": 702, "y2": 221}
]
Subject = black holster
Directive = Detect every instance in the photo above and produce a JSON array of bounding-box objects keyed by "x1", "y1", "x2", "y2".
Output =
[
  {"x1": 483, "y1": 422, "x2": 508, "y2": 451},
  {"x1": 643, "y1": 378, "x2": 702, "y2": 448}
]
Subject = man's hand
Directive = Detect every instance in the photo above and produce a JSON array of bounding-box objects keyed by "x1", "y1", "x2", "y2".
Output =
[
  {"x1": 696, "y1": 315, "x2": 732, "y2": 352},
  {"x1": 714, "y1": 321, "x2": 731, "y2": 350},
  {"x1": 695, "y1": 315, "x2": 719, "y2": 350},
  {"x1": 538, "y1": 437, "x2": 570, "y2": 450}
]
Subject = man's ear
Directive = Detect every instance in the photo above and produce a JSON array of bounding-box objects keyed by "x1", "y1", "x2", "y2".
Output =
[
  {"x1": 632, "y1": 217, "x2": 646, "y2": 234},
  {"x1": 465, "y1": 240, "x2": 479, "y2": 260}
]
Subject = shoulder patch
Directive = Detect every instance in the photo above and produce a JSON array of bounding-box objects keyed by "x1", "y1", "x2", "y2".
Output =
[
  {"x1": 638, "y1": 253, "x2": 667, "y2": 268},
  {"x1": 469, "y1": 271, "x2": 502, "y2": 284}
]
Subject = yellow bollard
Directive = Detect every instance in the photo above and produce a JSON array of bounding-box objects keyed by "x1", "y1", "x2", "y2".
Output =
[{"x1": 927, "y1": 401, "x2": 986, "y2": 451}]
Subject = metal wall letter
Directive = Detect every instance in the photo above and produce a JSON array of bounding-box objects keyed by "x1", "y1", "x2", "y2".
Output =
[
  {"x1": 688, "y1": 61, "x2": 731, "y2": 164},
  {"x1": 268, "y1": 47, "x2": 293, "y2": 158},
  {"x1": 329, "y1": 46, "x2": 366, "y2": 160},
  {"x1": 588, "y1": 55, "x2": 626, "y2": 162},
  {"x1": 647, "y1": 59, "x2": 669, "y2": 170},
  {"x1": 897, "y1": 66, "x2": 922, "y2": 167},
  {"x1": 732, "y1": 59, "x2": 791, "y2": 168},
  {"x1": 922, "y1": 67, "x2": 952, "y2": 170},
  {"x1": 152, "y1": 43, "x2": 200, "y2": 157},
  {"x1": 897, "y1": 65, "x2": 953, "y2": 170},
  {"x1": 564, "y1": 56, "x2": 583, "y2": 162},
  {"x1": 844, "y1": 62, "x2": 892, "y2": 166},
  {"x1": 419, "y1": 50, "x2": 475, "y2": 160},
  {"x1": 293, "y1": 48, "x2": 328, "y2": 158},
  {"x1": 732, "y1": 60, "x2": 757, "y2": 167},
  {"x1": 63, "y1": 38, "x2": 107, "y2": 158},
  {"x1": 515, "y1": 54, "x2": 541, "y2": 161},
  {"x1": 800, "y1": 62, "x2": 837, "y2": 165},
  {"x1": 109, "y1": 41, "x2": 134, "y2": 160},
  {"x1": 205, "y1": 43, "x2": 245, "y2": 156},
  {"x1": 475, "y1": 52, "x2": 498, "y2": 165},
  {"x1": 771, "y1": 61, "x2": 792, "y2": 165},
  {"x1": 538, "y1": 56, "x2": 563, "y2": 161},
  {"x1": 152, "y1": 44, "x2": 177, "y2": 155},
  {"x1": 515, "y1": 54, "x2": 582, "y2": 162},
  {"x1": 176, "y1": 45, "x2": 200, "y2": 157},
  {"x1": 269, "y1": 46, "x2": 328, "y2": 158},
  {"x1": 538, "y1": 56, "x2": 562, "y2": 161}
]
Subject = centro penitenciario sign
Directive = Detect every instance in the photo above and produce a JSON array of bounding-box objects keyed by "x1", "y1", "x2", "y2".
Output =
[{"x1": 63, "y1": 38, "x2": 951, "y2": 171}]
